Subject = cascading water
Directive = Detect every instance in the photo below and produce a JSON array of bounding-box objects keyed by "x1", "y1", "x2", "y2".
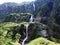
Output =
[
  {"x1": 21, "y1": 24, "x2": 29, "y2": 45},
  {"x1": 21, "y1": 3, "x2": 35, "y2": 45},
  {"x1": 21, "y1": 3, "x2": 48, "y2": 45},
  {"x1": 30, "y1": 15, "x2": 34, "y2": 22},
  {"x1": 33, "y1": 3, "x2": 35, "y2": 11},
  {"x1": 21, "y1": 14, "x2": 33, "y2": 45}
]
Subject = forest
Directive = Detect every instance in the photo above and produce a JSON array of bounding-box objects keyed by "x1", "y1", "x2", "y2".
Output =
[{"x1": 0, "y1": 0, "x2": 60, "y2": 45}]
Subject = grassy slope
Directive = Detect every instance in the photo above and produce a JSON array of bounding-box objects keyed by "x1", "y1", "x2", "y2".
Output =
[
  {"x1": 0, "y1": 22, "x2": 28, "y2": 45},
  {"x1": 0, "y1": 22, "x2": 19, "y2": 45},
  {"x1": 27, "y1": 37, "x2": 60, "y2": 45},
  {"x1": 0, "y1": 22, "x2": 60, "y2": 45}
]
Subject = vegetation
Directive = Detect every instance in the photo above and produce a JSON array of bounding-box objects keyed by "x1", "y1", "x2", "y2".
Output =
[
  {"x1": 0, "y1": 22, "x2": 19, "y2": 45},
  {"x1": 0, "y1": 0, "x2": 60, "y2": 45},
  {"x1": 27, "y1": 37, "x2": 60, "y2": 45}
]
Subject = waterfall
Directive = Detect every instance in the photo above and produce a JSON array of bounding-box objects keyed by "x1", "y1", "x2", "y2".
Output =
[
  {"x1": 20, "y1": 2, "x2": 34, "y2": 44},
  {"x1": 33, "y1": 3, "x2": 35, "y2": 11},
  {"x1": 21, "y1": 25, "x2": 29, "y2": 45},
  {"x1": 30, "y1": 14, "x2": 34, "y2": 22},
  {"x1": 21, "y1": 14, "x2": 33, "y2": 45}
]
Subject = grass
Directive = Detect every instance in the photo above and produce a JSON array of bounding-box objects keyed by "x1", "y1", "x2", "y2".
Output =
[
  {"x1": 0, "y1": 22, "x2": 60, "y2": 45},
  {"x1": 27, "y1": 37, "x2": 60, "y2": 45},
  {"x1": 0, "y1": 22, "x2": 28, "y2": 45},
  {"x1": 0, "y1": 22, "x2": 20, "y2": 45},
  {"x1": 0, "y1": 22, "x2": 18, "y2": 27}
]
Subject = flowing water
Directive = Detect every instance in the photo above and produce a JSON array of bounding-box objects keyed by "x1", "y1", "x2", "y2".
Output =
[
  {"x1": 21, "y1": 24, "x2": 29, "y2": 45},
  {"x1": 33, "y1": 3, "x2": 35, "y2": 11},
  {"x1": 20, "y1": 4, "x2": 48, "y2": 44},
  {"x1": 21, "y1": 14, "x2": 34, "y2": 45},
  {"x1": 30, "y1": 15, "x2": 34, "y2": 22},
  {"x1": 21, "y1": 3, "x2": 48, "y2": 45}
]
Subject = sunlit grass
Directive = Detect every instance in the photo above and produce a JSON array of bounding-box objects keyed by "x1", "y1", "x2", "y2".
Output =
[
  {"x1": 1, "y1": 22, "x2": 17, "y2": 27},
  {"x1": 0, "y1": 22, "x2": 20, "y2": 45},
  {"x1": 27, "y1": 37, "x2": 60, "y2": 45},
  {"x1": 0, "y1": 22, "x2": 60, "y2": 45}
]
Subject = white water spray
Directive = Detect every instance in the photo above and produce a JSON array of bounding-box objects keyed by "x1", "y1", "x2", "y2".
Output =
[
  {"x1": 21, "y1": 3, "x2": 35, "y2": 45},
  {"x1": 30, "y1": 15, "x2": 34, "y2": 22},
  {"x1": 21, "y1": 14, "x2": 33, "y2": 45},
  {"x1": 21, "y1": 24, "x2": 29, "y2": 45},
  {"x1": 33, "y1": 3, "x2": 35, "y2": 11}
]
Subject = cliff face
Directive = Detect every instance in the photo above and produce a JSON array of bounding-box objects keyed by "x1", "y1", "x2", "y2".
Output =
[
  {"x1": 0, "y1": 2, "x2": 34, "y2": 17},
  {"x1": 0, "y1": 0, "x2": 60, "y2": 25},
  {"x1": 0, "y1": 0, "x2": 53, "y2": 16}
]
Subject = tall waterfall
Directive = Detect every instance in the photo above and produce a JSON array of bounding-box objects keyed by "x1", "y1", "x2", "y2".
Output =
[
  {"x1": 33, "y1": 3, "x2": 35, "y2": 11},
  {"x1": 21, "y1": 3, "x2": 34, "y2": 45},
  {"x1": 21, "y1": 24, "x2": 29, "y2": 45},
  {"x1": 21, "y1": 14, "x2": 33, "y2": 45}
]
